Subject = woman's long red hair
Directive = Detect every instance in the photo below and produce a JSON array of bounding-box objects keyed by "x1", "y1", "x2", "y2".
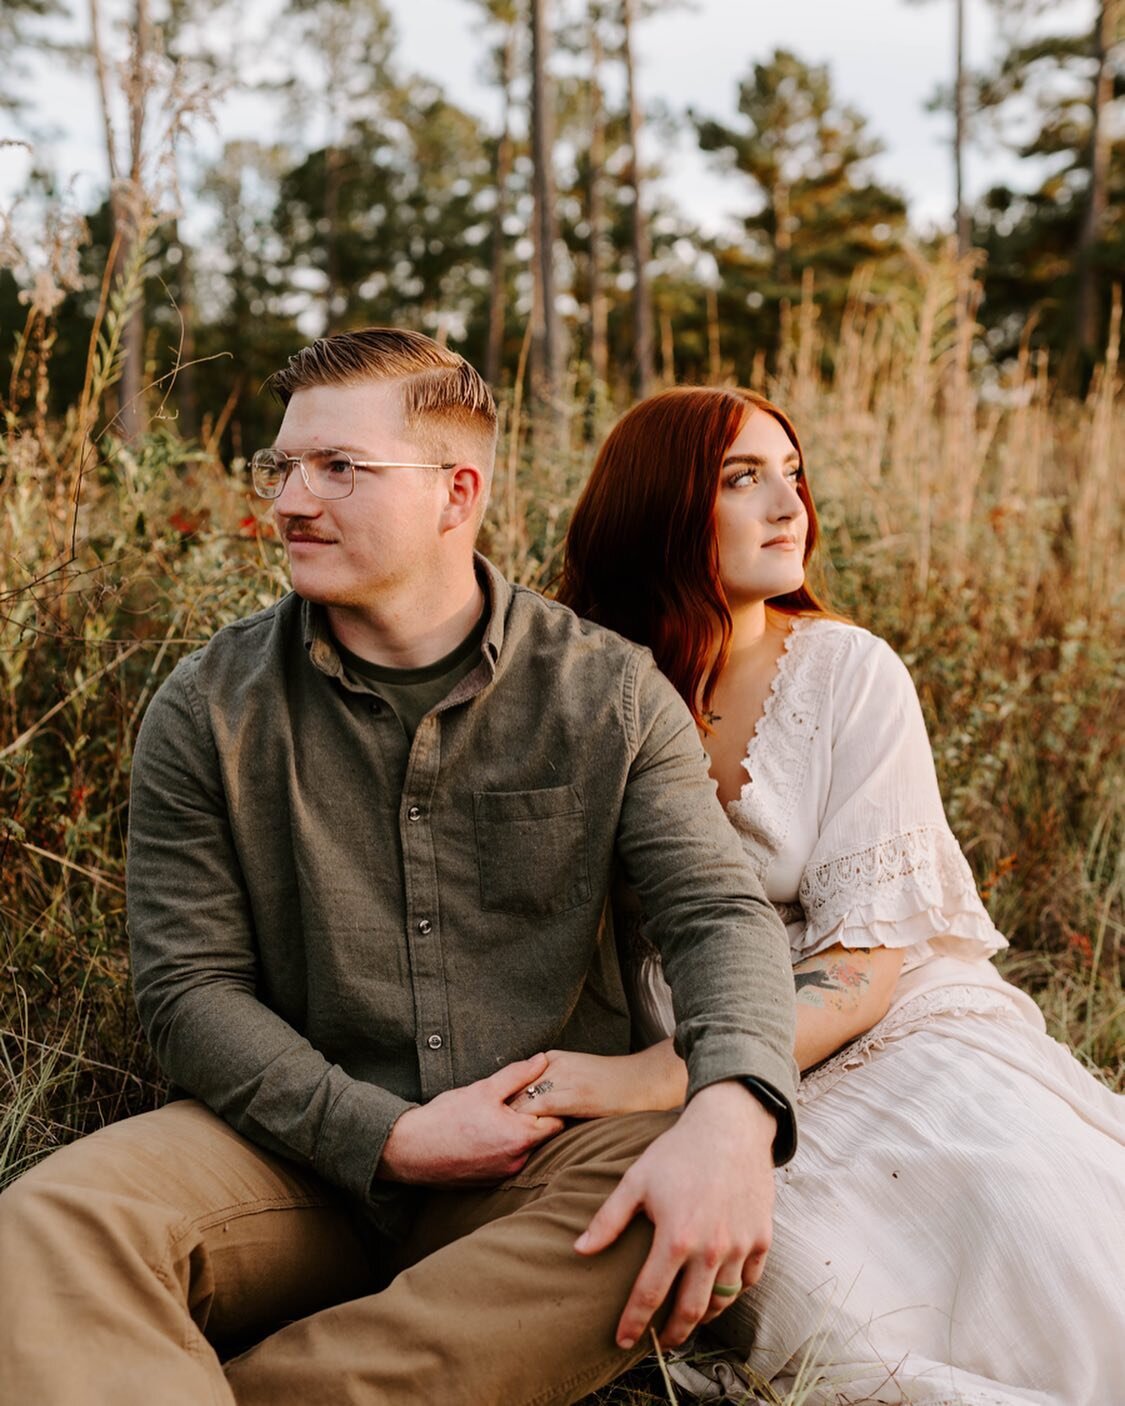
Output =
[{"x1": 556, "y1": 386, "x2": 831, "y2": 727}]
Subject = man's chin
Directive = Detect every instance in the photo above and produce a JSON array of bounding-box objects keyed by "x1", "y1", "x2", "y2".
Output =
[{"x1": 288, "y1": 574, "x2": 341, "y2": 606}]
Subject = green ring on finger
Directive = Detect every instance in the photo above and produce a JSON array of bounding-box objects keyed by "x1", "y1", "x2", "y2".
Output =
[{"x1": 712, "y1": 1283, "x2": 741, "y2": 1298}]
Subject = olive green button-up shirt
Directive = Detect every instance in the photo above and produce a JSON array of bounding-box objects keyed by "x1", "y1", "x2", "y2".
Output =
[{"x1": 127, "y1": 558, "x2": 797, "y2": 1239}]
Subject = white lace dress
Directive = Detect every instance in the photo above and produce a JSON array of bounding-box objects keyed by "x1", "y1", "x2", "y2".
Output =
[{"x1": 630, "y1": 618, "x2": 1125, "y2": 1406}]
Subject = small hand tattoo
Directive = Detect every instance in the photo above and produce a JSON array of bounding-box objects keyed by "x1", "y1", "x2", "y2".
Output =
[{"x1": 703, "y1": 710, "x2": 723, "y2": 725}]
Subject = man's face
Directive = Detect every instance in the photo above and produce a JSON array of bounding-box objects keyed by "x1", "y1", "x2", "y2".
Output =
[{"x1": 271, "y1": 381, "x2": 450, "y2": 610}]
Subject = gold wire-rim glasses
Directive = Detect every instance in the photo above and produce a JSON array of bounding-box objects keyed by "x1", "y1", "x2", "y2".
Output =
[{"x1": 250, "y1": 447, "x2": 456, "y2": 501}]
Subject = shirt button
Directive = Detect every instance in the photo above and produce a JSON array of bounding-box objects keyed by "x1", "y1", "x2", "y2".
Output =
[
  {"x1": 417, "y1": 918, "x2": 432, "y2": 935},
  {"x1": 407, "y1": 806, "x2": 422, "y2": 822},
  {"x1": 426, "y1": 1033, "x2": 443, "y2": 1050}
]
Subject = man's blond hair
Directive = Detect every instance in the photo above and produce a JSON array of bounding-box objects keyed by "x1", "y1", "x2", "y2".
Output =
[{"x1": 267, "y1": 329, "x2": 498, "y2": 480}]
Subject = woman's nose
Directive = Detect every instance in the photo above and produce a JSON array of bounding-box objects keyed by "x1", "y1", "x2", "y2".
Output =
[{"x1": 768, "y1": 477, "x2": 802, "y2": 521}]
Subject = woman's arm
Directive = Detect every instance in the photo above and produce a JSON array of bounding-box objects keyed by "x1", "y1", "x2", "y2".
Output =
[
  {"x1": 792, "y1": 942, "x2": 903, "y2": 1071},
  {"x1": 509, "y1": 941, "x2": 904, "y2": 1119}
]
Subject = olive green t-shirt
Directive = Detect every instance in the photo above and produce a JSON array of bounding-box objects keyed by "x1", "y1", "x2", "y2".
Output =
[{"x1": 336, "y1": 612, "x2": 487, "y2": 743}]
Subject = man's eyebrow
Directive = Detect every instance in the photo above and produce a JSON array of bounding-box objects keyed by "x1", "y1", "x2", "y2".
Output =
[{"x1": 272, "y1": 442, "x2": 371, "y2": 456}]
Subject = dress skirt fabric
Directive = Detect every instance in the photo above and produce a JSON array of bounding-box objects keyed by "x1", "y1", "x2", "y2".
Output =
[{"x1": 714, "y1": 1001, "x2": 1125, "y2": 1404}]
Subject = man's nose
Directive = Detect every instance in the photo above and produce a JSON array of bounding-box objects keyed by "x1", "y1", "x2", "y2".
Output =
[{"x1": 274, "y1": 464, "x2": 320, "y2": 517}]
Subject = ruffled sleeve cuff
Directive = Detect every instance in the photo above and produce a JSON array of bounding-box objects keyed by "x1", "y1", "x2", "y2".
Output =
[{"x1": 794, "y1": 822, "x2": 1006, "y2": 963}]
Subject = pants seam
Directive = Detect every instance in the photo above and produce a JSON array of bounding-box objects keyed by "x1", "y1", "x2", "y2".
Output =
[
  {"x1": 167, "y1": 1192, "x2": 333, "y2": 1253},
  {"x1": 520, "y1": 1342, "x2": 650, "y2": 1406},
  {"x1": 146, "y1": 1252, "x2": 228, "y2": 1401}
]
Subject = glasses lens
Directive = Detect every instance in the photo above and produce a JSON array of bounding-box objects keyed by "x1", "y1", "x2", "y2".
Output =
[
  {"x1": 302, "y1": 448, "x2": 355, "y2": 500},
  {"x1": 250, "y1": 449, "x2": 287, "y2": 499}
]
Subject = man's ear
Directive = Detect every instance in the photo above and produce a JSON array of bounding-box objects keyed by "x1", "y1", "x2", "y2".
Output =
[{"x1": 439, "y1": 462, "x2": 485, "y2": 533}]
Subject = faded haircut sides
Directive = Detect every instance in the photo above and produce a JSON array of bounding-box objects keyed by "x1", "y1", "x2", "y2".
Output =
[{"x1": 266, "y1": 327, "x2": 499, "y2": 475}]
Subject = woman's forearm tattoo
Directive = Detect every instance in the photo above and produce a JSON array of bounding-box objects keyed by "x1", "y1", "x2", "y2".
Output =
[{"x1": 794, "y1": 959, "x2": 871, "y2": 1010}]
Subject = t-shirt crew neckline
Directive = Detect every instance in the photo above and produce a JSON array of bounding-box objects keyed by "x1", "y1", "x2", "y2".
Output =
[
  {"x1": 335, "y1": 610, "x2": 487, "y2": 688},
  {"x1": 334, "y1": 608, "x2": 489, "y2": 743}
]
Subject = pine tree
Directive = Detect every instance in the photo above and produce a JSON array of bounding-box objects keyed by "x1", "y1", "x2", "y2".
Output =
[
  {"x1": 695, "y1": 49, "x2": 907, "y2": 367},
  {"x1": 974, "y1": 0, "x2": 1125, "y2": 374}
]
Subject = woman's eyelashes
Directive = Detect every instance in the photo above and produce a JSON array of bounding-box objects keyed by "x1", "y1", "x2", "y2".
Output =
[{"x1": 724, "y1": 465, "x2": 803, "y2": 489}]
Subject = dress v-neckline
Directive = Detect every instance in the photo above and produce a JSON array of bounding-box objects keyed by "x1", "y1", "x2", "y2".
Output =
[{"x1": 725, "y1": 615, "x2": 813, "y2": 818}]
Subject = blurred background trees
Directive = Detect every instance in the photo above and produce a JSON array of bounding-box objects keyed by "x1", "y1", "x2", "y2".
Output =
[
  {"x1": 975, "y1": 0, "x2": 1124, "y2": 374},
  {"x1": 0, "y1": 0, "x2": 1122, "y2": 449}
]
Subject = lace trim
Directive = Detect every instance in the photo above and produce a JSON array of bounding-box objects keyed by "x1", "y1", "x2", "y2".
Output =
[
  {"x1": 798, "y1": 822, "x2": 989, "y2": 938},
  {"x1": 726, "y1": 617, "x2": 847, "y2": 880},
  {"x1": 796, "y1": 984, "x2": 1021, "y2": 1106}
]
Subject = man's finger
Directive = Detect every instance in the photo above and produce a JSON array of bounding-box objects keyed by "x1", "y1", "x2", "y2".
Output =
[
  {"x1": 698, "y1": 1258, "x2": 747, "y2": 1325},
  {"x1": 487, "y1": 1053, "x2": 548, "y2": 1101},
  {"x1": 518, "y1": 1113, "x2": 566, "y2": 1142},
  {"x1": 611, "y1": 1236, "x2": 681, "y2": 1349},
  {"x1": 657, "y1": 1257, "x2": 722, "y2": 1348},
  {"x1": 573, "y1": 1176, "x2": 640, "y2": 1257}
]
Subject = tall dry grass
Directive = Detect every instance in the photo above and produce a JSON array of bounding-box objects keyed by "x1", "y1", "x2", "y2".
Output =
[{"x1": 0, "y1": 236, "x2": 1121, "y2": 1403}]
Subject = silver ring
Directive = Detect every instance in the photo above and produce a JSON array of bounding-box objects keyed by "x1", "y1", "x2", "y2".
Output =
[{"x1": 524, "y1": 1080, "x2": 552, "y2": 1100}]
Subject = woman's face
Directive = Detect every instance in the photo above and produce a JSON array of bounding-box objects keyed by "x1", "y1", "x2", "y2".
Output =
[{"x1": 713, "y1": 410, "x2": 808, "y2": 608}]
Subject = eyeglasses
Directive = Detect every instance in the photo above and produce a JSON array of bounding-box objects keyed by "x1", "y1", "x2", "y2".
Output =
[{"x1": 250, "y1": 447, "x2": 456, "y2": 501}]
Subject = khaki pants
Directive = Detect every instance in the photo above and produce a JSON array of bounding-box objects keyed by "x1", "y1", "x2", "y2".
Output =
[{"x1": 0, "y1": 1100, "x2": 678, "y2": 1406}]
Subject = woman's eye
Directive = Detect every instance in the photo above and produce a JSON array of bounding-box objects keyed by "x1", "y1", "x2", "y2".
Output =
[
  {"x1": 787, "y1": 467, "x2": 803, "y2": 483},
  {"x1": 728, "y1": 469, "x2": 758, "y2": 487}
]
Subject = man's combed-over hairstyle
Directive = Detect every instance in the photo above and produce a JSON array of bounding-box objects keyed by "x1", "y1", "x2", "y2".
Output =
[{"x1": 266, "y1": 328, "x2": 498, "y2": 470}]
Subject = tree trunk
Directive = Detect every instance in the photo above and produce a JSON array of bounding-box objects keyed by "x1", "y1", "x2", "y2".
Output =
[
  {"x1": 773, "y1": 177, "x2": 792, "y2": 286},
  {"x1": 87, "y1": 0, "x2": 118, "y2": 189},
  {"x1": 954, "y1": 0, "x2": 970, "y2": 257},
  {"x1": 621, "y1": 0, "x2": 652, "y2": 398},
  {"x1": 706, "y1": 285, "x2": 721, "y2": 381},
  {"x1": 587, "y1": 15, "x2": 609, "y2": 392},
  {"x1": 119, "y1": 0, "x2": 151, "y2": 441},
  {"x1": 529, "y1": 0, "x2": 562, "y2": 407},
  {"x1": 324, "y1": 143, "x2": 343, "y2": 332},
  {"x1": 90, "y1": 0, "x2": 146, "y2": 440},
  {"x1": 485, "y1": 25, "x2": 516, "y2": 388},
  {"x1": 1075, "y1": 0, "x2": 1116, "y2": 360},
  {"x1": 171, "y1": 216, "x2": 198, "y2": 440}
]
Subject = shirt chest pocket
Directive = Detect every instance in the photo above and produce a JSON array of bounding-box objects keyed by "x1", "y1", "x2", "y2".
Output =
[{"x1": 474, "y1": 786, "x2": 592, "y2": 915}]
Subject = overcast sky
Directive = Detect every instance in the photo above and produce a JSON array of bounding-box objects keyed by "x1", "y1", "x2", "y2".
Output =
[{"x1": 0, "y1": 0, "x2": 1096, "y2": 237}]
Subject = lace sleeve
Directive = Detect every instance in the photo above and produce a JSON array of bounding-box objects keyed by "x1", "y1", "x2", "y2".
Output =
[{"x1": 792, "y1": 636, "x2": 1006, "y2": 964}]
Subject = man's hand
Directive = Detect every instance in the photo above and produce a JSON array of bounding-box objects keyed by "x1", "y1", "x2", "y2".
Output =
[
  {"x1": 575, "y1": 1080, "x2": 777, "y2": 1350},
  {"x1": 378, "y1": 1054, "x2": 566, "y2": 1187}
]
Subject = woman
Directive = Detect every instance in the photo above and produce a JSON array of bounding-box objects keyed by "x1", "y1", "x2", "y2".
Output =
[{"x1": 512, "y1": 388, "x2": 1125, "y2": 1404}]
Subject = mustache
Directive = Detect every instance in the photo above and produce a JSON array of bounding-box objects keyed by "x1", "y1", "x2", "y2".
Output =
[{"x1": 282, "y1": 522, "x2": 337, "y2": 545}]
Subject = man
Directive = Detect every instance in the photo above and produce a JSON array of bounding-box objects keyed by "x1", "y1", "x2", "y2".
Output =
[{"x1": 0, "y1": 329, "x2": 798, "y2": 1406}]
